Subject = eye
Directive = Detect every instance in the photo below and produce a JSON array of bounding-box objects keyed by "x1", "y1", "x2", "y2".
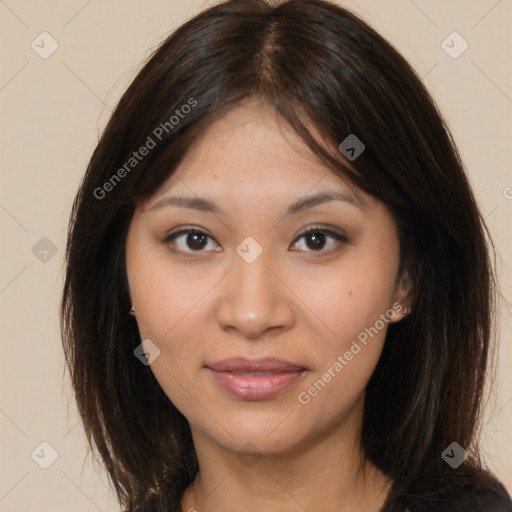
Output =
[
  {"x1": 163, "y1": 226, "x2": 348, "y2": 255},
  {"x1": 164, "y1": 228, "x2": 219, "y2": 253},
  {"x1": 291, "y1": 226, "x2": 348, "y2": 254}
]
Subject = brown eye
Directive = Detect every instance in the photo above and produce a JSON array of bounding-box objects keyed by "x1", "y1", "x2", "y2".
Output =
[
  {"x1": 164, "y1": 229, "x2": 217, "y2": 253},
  {"x1": 292, "y1": 227, "x2": 348, "y2": 254}
]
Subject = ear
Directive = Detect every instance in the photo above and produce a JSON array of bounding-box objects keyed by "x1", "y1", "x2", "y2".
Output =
[{"x1": 389, "y1": 267, "x2": 414, "y2": 324}]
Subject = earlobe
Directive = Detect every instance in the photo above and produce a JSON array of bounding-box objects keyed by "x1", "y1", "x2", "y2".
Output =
[
  {"x1": 390, "y1": 270, "x2": 414, "y2": 323},
  {"x1": 399, "y1": 304, "x2": 411, "y2": 319},
  {"x1": 388, "y1": 302, "x2": 412, "y2": 324}
]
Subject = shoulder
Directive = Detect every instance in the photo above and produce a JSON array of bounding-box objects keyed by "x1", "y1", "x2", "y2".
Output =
[
  {"x1": 443, "y1": 476, "x2": 512, "y2": 512},
  {"x1": 392, "y1": 470, "x2": 512, "y2": 512}
]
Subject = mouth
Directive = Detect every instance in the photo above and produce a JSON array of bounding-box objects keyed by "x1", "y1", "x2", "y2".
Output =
[{"x1": 205, "y1": 357, "x2": 307, "y2": 400}]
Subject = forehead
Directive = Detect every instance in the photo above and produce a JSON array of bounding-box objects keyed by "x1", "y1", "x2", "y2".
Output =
[{"x1": 146, "y1": 99, "x2": 366, "y2": 208}]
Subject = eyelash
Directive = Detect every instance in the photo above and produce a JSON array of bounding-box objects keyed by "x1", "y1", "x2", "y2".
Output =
[{"x1": 163, "y1": 226, "x2": 348, "y2": 256}]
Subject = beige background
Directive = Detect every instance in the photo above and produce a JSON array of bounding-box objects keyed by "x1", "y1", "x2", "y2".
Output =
[{"x1": 0, "y1": 0, "x2": 511, "y2": 510}]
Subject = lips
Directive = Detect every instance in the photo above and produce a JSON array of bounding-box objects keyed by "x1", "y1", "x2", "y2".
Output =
[
  {"x1": 206, "y1": 357, "x2": 306, "y2": 373},
  {"x1": 206, "y1": 357, "x2": 307, "y2": 400}
]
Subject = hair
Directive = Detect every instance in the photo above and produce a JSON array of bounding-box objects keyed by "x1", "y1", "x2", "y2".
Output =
[{"x1": 60, "y1": 0, "x2": 512, "y2": 511}]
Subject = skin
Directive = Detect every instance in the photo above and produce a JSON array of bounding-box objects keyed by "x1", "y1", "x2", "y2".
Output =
[{"x1": 125, "y1": 98, "x2": 412, "y2": 512}]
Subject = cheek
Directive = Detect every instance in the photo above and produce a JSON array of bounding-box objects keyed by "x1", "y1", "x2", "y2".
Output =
[
  {"x1": 127, "y1": 236, "x2": 208, "y2": 341},
  {"x1": 291, "y1": 253, "x2": 398, "y2": 342},
  {"x1": 289, "y1": 250, "x2": 398, "y2": 405},
  {"x1": 294, "y1": 269, "x2": 394, "y2": 416},
  {"x1": 129, "y1": 264, "x2": 210, "y2": 410}
]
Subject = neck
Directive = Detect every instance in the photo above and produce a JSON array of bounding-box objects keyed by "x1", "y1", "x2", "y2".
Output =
[{"x1": 180, "y1": 409, "x2": 392, "y2": 512}]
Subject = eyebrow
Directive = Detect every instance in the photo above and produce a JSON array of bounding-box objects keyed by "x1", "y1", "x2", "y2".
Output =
[{"x1": 147, "y1": 190, "x2": 366, "y2": 216}]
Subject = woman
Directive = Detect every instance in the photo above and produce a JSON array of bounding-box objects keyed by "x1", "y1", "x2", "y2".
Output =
[{"x1": 60, "y1": 0, "x2": 512, "y2": 510}]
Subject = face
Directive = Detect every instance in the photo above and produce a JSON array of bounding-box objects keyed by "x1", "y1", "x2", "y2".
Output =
[{"x1": 125, "y1": 99, "x2": 409, "y2": 458}]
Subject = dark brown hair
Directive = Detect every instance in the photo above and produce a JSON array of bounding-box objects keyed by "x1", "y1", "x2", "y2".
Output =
[{"x1": 60, "y1": 1, "x2": 512, "y2": 510}]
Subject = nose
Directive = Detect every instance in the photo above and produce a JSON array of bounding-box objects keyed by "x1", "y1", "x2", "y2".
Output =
[{"x1": 216, "y1": 248, "x2": 295, "y2": 339}]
